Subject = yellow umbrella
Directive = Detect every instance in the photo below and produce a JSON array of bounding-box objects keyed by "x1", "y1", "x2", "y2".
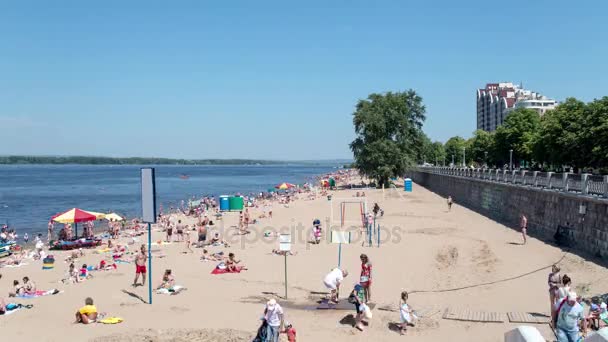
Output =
[
  {"x1": 105, "y1": 213, "x2": 124, "y2": 221},
  {"x1": 86, "y1": 211, "x2": 106, "y2": 220}
]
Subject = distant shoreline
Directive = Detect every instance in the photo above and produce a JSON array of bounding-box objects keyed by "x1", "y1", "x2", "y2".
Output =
[{"x1": 0, "y1": 156, "x2": 352, "y2": 166}]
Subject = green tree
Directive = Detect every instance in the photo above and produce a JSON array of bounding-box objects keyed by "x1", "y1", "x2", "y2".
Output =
[
  {"x1": 536, "y1": 98, "x2": 587, "y2": 170},
  {"x1": 429, "y1": 141, "x2": 446, "y2": 166},
  {"x1": 587, "y1": 97, "x2": 608, "y2": 168},
  {"x1": 444, "y1": 136, "x2": 466, "y2": 166},
  {"x1": 467, "y1": 129, "x2": 495, "y2": 166},
  {"x1": 494, "y1": 108, "x2": 540, "y2": 168},
  {"x1": 350, "y1": 90, "x2": 426, "y2": 186}
]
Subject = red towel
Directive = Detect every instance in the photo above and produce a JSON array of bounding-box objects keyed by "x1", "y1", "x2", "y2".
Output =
[{"x1": 210, "y1": 267, "x2": 242, "y2": 274}]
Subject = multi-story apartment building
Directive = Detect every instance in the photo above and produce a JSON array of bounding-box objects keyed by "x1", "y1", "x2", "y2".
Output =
[{"x1": 476, "y1": 82, "x2": 557, "y2": 132}]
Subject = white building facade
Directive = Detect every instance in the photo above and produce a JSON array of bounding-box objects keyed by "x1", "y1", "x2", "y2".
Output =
[{"x1": 476, "y1": 82, "x2": 557, "y2": 132}]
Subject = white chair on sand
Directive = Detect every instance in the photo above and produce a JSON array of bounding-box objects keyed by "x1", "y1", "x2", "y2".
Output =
[{"x1": 504, "y1": 326, "x2": 544, "y2": 342}]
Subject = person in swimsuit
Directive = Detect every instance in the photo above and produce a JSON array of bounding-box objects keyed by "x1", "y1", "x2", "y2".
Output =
[
  {"x1": 133, "y1": 245, "x2": 148, "y2": 287},
  {"x1": 549, "y1": 265, "x2": 562, "y2": 318},
  {"x1": 520, "y1": 214, "x2": 528, "y2": 245},
  {"x1": 447, "y1": 196, "x2": 453, "y2": 212},
  {"x1": 176, "y1": 220, "x2": 184, "y2": 242},
  {"x1": 197, "y1": 223, "x2": 207, "y2": 248},
  {"x1": 359, "y1": 254, "x2": 372, "y2": 303},
  {"x1": 166, "y1": 222, "x2": 173, "y2": 242}
]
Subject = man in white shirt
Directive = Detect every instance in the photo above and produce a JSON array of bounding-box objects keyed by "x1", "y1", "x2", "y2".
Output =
[
  {"x1": 323, "y1": 268, "x2": 348, "y2": 303},
  {"x1": 264, "y1": 299, "x2": 284, "y2": 342}
]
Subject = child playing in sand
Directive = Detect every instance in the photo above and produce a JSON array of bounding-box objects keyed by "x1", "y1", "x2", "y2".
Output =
[
  {"x1": 75, "y1": 297, "x2": 98, "y2": 324},
  {"x1": 80, "y1": 264, "x2": 92, "y2": 279},
  {"x1": 399, "y1": 291, "x2": 417, "y2": 334}
]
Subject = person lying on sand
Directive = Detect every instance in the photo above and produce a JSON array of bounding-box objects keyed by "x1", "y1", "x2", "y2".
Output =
[
  {"x1": 226, "y1": 253, "x2": 247, "y2": 271},
  {"x1": 75, "y1": 297, "x2": 98, "y2": 324},
  {"x1": 272, "y1": 249, "x2": 297, "y2": 256},
  {"x1": 201, "y1": 249, "x2": 224, "y2": 262}
]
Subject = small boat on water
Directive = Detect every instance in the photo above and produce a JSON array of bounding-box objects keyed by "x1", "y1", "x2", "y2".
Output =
[{"x1": 179, "y1": 174, "x2": 190, "y2": 180}]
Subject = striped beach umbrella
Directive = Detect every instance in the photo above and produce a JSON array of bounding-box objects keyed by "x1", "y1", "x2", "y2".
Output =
[
  {"x1": 52, "y1": 208, "x2": 102, "y2": 238},
  {"x1": 275, "y1": 182, "x2": 296, "y2": 190}
]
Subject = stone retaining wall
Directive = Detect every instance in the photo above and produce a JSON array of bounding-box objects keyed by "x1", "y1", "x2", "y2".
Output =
[{"x1": 409, "y1": 170, "x2": 608, "y2": 258}]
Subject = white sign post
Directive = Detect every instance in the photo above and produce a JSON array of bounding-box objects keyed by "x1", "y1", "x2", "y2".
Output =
[
  {"x1": 331, "y1": 230, "x2": 351, "y2": 268},
  {"x1": 141, "y1": 168, "x2": 156, "y2": 305},
  {"x1": 279, "y1": 234, "x2": 291, "y2": 299}
]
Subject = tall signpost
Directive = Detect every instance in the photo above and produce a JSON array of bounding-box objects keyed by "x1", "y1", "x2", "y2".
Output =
[
  {"x1": 141, "y1": 168, "x2": 157, "y2": 305},
  {"x1": 331, "y1": 230, "x2": 352, "y2": 267},
  {"x1": 279, "y1": 234, "x2": 291, "y2": 299}
]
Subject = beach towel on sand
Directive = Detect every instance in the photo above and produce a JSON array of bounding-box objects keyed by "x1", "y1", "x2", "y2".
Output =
[
  {"x1": 98, "y1": 317, "x2": 123, "y2": 324},
  {"x1": 156, "y1": 285, "x2": 185, "y2": 294},
  {"x1": 211, "y1": 267, "x2": 242, "y2": 274},
  {"x1": 16, "y1": 289, "x2": 61, "y2": 299}
]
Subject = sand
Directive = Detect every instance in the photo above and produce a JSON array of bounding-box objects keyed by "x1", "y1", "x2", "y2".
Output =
[{"x1": 1, "y1": 181, "x2": 608, "y2": 342}]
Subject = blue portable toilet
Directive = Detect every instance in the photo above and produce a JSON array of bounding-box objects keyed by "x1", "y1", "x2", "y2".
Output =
[
  {"x1": 404, "y1": 178, "x2": 413, "y2": 192},
  {"x1": 219, "y1": 195, "x2": 230, "y2": 211}
]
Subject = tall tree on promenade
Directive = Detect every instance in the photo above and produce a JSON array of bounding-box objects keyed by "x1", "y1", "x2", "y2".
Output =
[
  {"x1": 468, "y1": 129, "x2": 494, "y2": 166},
  {"x1": 350, "y1": 90, "x2": 426, "y2": 186},
  {"x1": 494, "y1": 108, "x2": 540, "y2": 167},
  {"x1": 444, "y1": 136, "x2": 466, "y2": 166}
]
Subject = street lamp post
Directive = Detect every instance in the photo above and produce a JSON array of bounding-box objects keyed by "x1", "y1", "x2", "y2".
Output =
[
  {"x1": 484, "y1": 151, "x2": 488, "y2": 167},
  {"x1": 509, "y1": 149, "x2": 513, "y2": 171},
  {"x1": 452, "y1": 154, "x2": 454, "y2": 167},
  {"x1": 463, "y1": 147, "x2": 466, "y2": 167}
]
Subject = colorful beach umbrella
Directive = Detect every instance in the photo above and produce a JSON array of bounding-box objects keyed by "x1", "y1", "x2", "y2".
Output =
[
  {"x1": 104, "y1": 213, "x2": 124, "y2": 221},
  {"x1": 52, "y1": 208, "x2": 98, "y2": 224},
  {"x1": 275, "y1": 182, "x2": 296, "y2": 190}
]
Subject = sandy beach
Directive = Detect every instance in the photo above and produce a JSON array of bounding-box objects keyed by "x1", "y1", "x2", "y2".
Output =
[{"x1": 2, "y1": 180, "x2": 608, "y2": 342}]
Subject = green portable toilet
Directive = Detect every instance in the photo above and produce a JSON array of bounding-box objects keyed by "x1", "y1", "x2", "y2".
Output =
[
  {"x1": 329, "y1": 178, "x2": 336, "y2": 188},
  {"x1": 228, "y1": 196, "x2": 244, "y2": 211}
]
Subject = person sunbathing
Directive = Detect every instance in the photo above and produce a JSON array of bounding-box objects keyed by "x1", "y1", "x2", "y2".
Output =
[
  {"x1": 272, "y1": 249, "x2": 297, "y2": 256},
  {"x1": 75, "y1": 297, "x2": 98, "y2": 324},
  {"x1": 201, "y1": 249, "x2": 224, "y2": 261},
  {"x1": 210, "y1": 232, "x2": 230, "y2": 247},
  {"x1": 226, "y1": 253, "x2": 247, "y2": 271}
]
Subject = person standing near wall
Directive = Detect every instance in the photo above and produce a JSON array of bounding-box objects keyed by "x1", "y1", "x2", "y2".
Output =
[
  {"x1": 520, "y1": 214, "x2": 528, "y2": 245},
  {"x1": 447, "y1": 196, "x2": 453, "y2": 212}
]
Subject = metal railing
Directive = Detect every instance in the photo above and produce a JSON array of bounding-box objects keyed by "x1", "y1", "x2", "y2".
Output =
[{"x1": 416, "y1": 167, "x2": 608, "y2": 199}]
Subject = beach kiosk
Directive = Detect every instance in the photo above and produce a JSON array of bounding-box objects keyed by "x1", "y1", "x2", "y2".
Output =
[
  {"x1": 404, "y1": 178, "x2": 413, "y2": 192},
  {"x1": 228, "y1": 196, "x2": 244, "y2": 211},
  {"x1": 219, "y1": 195, "x2": 230, "y2": 211}
]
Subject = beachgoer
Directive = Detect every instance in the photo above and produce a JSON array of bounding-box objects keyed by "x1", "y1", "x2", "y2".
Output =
[
  {"x1": 23, "y1": 233, "x2": 29, "y2": 244},
  {"x1": 226, "y1": 252, "x2": 247, "y2": 271},
  {"x1": 549, "y1": 265, "x2": 562, "y2": 319},
  {"x1": 80, "y1": 264, "x2": 92, "y2": 279},
  {"x1": 323, "y1": 268, "x2": 348, "y2": 303},
  {"x1": 520, "y1": 214, "x2": 528, "y2": 244},
  {"x1": 75, "y1": 297, "x2": 98, "y2": 324},
  {"x1": 281, "y1": 321, "x2": 296, "y2": 342},
  {"x1": 264, "y1": 298, "x2": 284, "y2": 342},
  {"x1": 398, "y1": 291, "x2": 417, "y2": 334},
  {"x1": 244, "y1": 209, "x2": 250, "y2": 229},
  {"x1": 184, "y1": 228, "x2": 193, "y2": 253},
  {"x1": 360, "y1": 254, "x2": 372, "y2": 303},
  {"x1": 197, "y1": 223, "x2": 207, "y2": 248},
  {"x1": 10, "y1": 280, "x2": 23, "y2": 297},
  {"x1": 349, "y1": 284, "x2": 366, "y2": 331},
  {"x1": 22, "y1": 277, "x2": 36, "y2": 295},
  {"x1": 555, "y1": 291, "x2": 585, "y2": 342},
  {"x1": 157, "y1": 269, "x2": 175, "y2": 290},
  {"x1": 176, "y1": 220, "x2": 184, "y2": 242},
  {"x1": 201, "y1": 249, "x2": 224, "y2": 262},
  {"x1": 166, "y1": 222, "x2": 174, "y2": 242},
  {"x1": 133, "y1": 245, "x2": 148, "y2": 287},
  {"x1": 557, "y1": 274, "x2": 572, "y2": 301},
  {"x1": 47, "y1": 221, "x2": 54, "y2": 242},
  {"x1": 447, "y1": 196, "x2": 453, "y2": 212}
]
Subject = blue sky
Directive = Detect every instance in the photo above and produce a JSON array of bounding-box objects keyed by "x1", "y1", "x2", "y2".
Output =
[{"x1": 1, "y1": 1, "x2": 606, "y2": 160}]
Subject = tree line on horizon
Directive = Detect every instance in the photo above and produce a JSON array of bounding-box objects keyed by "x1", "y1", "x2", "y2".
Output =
[
  {"x1": 350, "y1": 91, "x2": 608, "y2": 186},
  {"x1": 0, "y1": 156, "x2": 289, "y2": 165}
]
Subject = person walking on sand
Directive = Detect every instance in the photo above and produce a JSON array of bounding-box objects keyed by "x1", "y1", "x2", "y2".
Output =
[
  {"x1": 197, "y1": 223, "x2": 207, "y2": 248},
  {"x1": 447, "y1": 196, "x2": 453, "y2": 212},
  {"x1": 360, "y1": 254, "x2": 372, "y2": 303},
  {"x1": 264, "y1": 298, "x2": 284, "y2": 342},
  {"x1": 520, "y1": 214, "x2": 528, "y2": 245},
  {"x1": 133, "y1": 244, "x2": 147, "y2": 287}
]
